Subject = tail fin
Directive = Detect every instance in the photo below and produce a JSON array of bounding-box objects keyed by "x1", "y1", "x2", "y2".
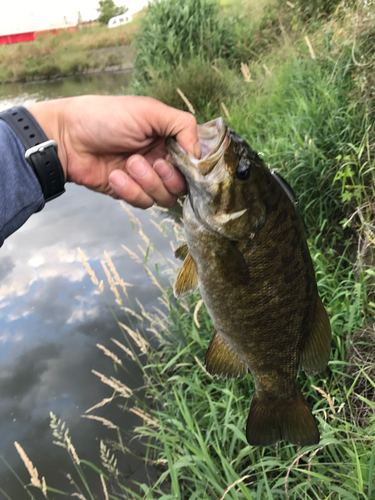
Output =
[{"x1": 246, "y1": 389, "x2": 319, "y2": 447}]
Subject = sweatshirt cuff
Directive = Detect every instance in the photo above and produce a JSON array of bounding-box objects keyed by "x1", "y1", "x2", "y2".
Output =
[{"x1": 0, "y1": 120, "x2": 45, "y2": 246}]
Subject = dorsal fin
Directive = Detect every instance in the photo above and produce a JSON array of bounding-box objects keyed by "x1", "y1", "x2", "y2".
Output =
[
  {"x1": 300, "y1": 295, "x2": 331, "y2": 375},
  {"x1": 205, "y1": 330, "x2": 248, "y2": 379},
  {"x1": 173, "y1": 253, "x2": 199, "y2": 298}
]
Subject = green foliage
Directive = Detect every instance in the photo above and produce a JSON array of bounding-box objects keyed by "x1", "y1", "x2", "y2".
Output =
[
  {"x1": 133, "y1": 0, "x2": 240, "y2": 85},
  {"x1": 293, "y1": 0, "x2": 343, "y2": 21},
  {"x1": 226, "y1": 54, "x2": 375, "y2": 248},
  {"x1": 96, "y1": 0, "x2": 127, "y2": 25},
  {"x1": 133, "y1": 58, "x2": 248, "y2": 122}
]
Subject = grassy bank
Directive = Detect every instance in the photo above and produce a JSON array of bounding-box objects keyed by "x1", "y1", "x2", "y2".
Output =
[
  {"x1": 5, "y1": 0, "x2": 375, "y2": 498},
  {"x1": 0, "y1": 20, "x2": 140, "y2": 83}
]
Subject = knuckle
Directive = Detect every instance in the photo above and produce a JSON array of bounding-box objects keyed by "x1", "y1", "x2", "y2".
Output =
[
  {"x1": 131, "y1": 192, "x2": 148, "y2": 208},
  {"x1": 184, "y1": 112, "x2": 197, "y2": 128},
  {"x1": 164, "y1": 177, "x2": 185, "y2": 197},
  {"x1": 125, "y1": 186, "x2": 149, "y2": 208}
]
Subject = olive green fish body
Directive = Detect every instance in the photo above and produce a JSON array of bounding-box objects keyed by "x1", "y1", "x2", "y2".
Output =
[
  {"x1": 168, "y1": 119, "x2": 331, "y2": 447},
  {"x1": 184, "y1": 171, "x2": 316, "y2": 381}
]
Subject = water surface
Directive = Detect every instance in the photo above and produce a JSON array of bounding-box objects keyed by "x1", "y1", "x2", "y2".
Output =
[{"x1": 0, "y1": 71, "x2": 172, "y2": 498}]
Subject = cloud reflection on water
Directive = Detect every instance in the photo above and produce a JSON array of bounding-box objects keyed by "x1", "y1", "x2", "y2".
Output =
[{"x1": 0, "y1": 142, "x2": 175, "y2": 495}]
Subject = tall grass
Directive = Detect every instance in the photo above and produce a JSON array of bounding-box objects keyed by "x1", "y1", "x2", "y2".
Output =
[
  {"x1": 227, "y1": 54, "x2": 375, "y2": 248},
  {"x1": 132, "y1": 0, "x2": 240, "y2": 86}
]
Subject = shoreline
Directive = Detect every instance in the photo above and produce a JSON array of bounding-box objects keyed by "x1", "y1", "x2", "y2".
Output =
[
  {"x1": 0, "y1": 23, "x2": 138, "y2": 85},
  {"x1": 0, "y1": 64, "x2": 134, "y2": 85}
]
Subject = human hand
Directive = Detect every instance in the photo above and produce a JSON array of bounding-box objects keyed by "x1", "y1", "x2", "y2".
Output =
[{"x1": 26, "y1": 95, "x2": 201, "y2": 208}]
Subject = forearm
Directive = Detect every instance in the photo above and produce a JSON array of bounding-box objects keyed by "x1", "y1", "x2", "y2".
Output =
[{"x1": 0, "y1": 121, "x2": 44, "y2": 246}]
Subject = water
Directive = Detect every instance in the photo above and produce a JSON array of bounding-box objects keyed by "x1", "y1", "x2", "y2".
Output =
[{"x1": 0, "y1": 72, "x2": 173, "y2": 498}]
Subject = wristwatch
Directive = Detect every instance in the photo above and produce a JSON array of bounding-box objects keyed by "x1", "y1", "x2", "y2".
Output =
[{"x1": 0, "y1": 106, "x2": 65, "y2": 202}]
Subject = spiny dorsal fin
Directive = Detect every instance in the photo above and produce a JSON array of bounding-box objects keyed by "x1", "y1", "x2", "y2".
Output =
[
  {"x1": 173, "y1": 253, "x2": 199, "y2": 298},
  {"x1": 205, "y1": 331, "x2": 248, "y2": 379},
  {"x1": 300, "y1": 295, "x2": 331, "y2": 375},
  {"x1": 174, "y1": 241, "x2": 189, "y2": 261},
  {"x1": 246, "y1": 389, "x2": 320, "y2": 447}
]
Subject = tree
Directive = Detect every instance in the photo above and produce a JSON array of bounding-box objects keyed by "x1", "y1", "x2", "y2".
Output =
[{"x1": 97, "y1": 0, "x2": 127, "y2": 24}]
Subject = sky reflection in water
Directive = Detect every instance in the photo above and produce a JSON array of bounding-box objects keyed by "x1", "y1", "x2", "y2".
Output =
[{"x1": 0, "y1": 73, "x2": 175, "y2": 498}]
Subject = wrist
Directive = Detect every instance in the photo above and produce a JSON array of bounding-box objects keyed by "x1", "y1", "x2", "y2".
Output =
[{"x1": 0, "y1": 104, "x2": 66, "y2": 202}]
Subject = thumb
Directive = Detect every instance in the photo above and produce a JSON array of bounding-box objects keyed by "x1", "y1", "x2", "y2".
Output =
[
  {"x1": 168, "y1": 109, "x2": 202, "y2": 159},
  {"x1": 140, "y1": 98, "x2": 202, "y2": 159}
]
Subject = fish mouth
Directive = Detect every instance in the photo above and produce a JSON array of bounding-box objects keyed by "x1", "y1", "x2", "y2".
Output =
[{"x1": 166, "y1": 117, "x2": 229, "y2": 180}]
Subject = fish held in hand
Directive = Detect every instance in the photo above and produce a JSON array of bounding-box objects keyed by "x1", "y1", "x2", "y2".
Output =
[{"x1": 166, "y1": 118, "x2": 331, "y2": 447}]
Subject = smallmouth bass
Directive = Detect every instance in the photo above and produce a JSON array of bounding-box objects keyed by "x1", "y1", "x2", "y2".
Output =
[{"x1": 166, "y1": 118, "x2": 331, "y2": 447}]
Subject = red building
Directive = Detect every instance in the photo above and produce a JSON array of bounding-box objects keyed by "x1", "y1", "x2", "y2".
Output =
[{"x1": 0, "y1": 25, "x2": 77, "y2": 45}]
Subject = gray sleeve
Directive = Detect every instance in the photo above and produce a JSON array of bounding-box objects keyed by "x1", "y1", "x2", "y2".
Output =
[{"x1": 0, "y1": 120, "x2": 45, "y2": 246}]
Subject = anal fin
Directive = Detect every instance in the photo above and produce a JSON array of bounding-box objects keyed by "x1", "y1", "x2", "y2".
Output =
[
  {"x1": 246, "y1": 389, "x2": 319, "y2": 447},
  {"x1": 173, "y1": 253, "x2": 199, "y2": 298},
  {"x1": 300, "y1": 295, "x2": 331, "y2": 375},
  {"x1": 205, "y1": 331, "x2": 248, "y2": 379}
]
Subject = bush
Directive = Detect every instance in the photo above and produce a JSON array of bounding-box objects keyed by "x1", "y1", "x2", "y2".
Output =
[
  {"x1": 97, "y1": 0, "x2": 126, "y2": 25},
  {"x1": 133, "y1": 0, "x2": 239, "y2": 85}
]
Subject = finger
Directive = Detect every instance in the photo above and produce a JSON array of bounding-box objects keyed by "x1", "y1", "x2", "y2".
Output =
[
  {"x1": 144, "y1": 144, "x2": 168, "y2": 166},
  {"x1": 140, "y1": 99, "x2": 202, "y2": 159},
  {"x1": 172, "y1": 111, "x2": 202, "y2": 159},
  {"x1": 126, "y1": 155, "x2": 178, "y2": 207},
  {"x1": 153, "y1": 159, "x2": 186, "y2": 196},
  {"x1": 108, "y1": 170, "x2": 154, "y2": 209}
]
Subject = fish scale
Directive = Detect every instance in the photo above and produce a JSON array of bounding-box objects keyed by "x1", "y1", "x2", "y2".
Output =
[{"x1": 167, "y1": 118, "x2": 331, "y2": 447}]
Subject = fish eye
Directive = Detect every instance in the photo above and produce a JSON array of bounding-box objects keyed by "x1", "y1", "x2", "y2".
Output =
[{"x1": 236, "y1": 160, "x2": 251, "y2": 181}]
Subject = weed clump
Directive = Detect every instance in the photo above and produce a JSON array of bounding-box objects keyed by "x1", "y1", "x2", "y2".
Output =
[
  {"x1": 134, "y1": 58, "x2": 246, "y2": 122},
  {"x1": 293, "y1": 0, "x2": 344, "y2": 21},
  {"x1": 346, "y1": 324, "x2": 375, "y2": 428},
  {"x1": 133, "y1": 0, "x2": 240, "y2": 85}
]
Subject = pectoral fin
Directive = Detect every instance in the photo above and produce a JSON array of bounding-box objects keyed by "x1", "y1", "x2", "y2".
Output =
[
  {"x1": 205, "y1": 331, "x2": 248, "y2": 379},
  {"x1": 173, "y1": 253, "x2": 199, "y2": 298},
  {"x1": 215, "y1": 242, "x2": 250, "y2": 287},
  {"x1": 300, "y1": 295, "x2": 331, "y2": 375},
  {"x1": 174, "y1": 241, "x2": 189, "y2": 260}
]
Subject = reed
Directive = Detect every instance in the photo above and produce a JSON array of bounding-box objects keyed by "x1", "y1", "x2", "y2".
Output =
[{"x1": 132, "y1": 0, "x2": 239, "y2": 86}]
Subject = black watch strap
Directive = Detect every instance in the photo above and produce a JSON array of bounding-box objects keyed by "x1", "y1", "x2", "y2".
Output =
[{"x1": 0, "y1": 106, "x2": 65, "y2": 202}]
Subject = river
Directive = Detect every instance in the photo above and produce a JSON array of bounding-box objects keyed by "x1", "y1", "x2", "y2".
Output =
[{"x1": 0, "y1": 71, "x2": 175, "y2": 498}]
